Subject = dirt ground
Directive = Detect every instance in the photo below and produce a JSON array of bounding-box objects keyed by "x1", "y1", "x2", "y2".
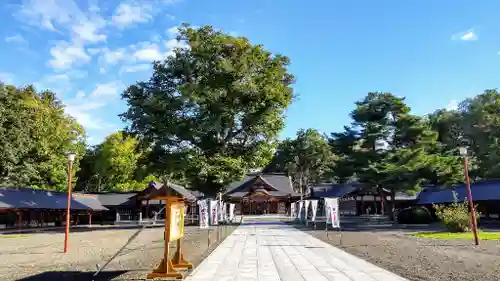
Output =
[
  {"x1": 293, "y1": 221, "x2": 500, "y2": 281},
  {"x1": 0, "y1": 224, "x2": 236, "y2": 281}
]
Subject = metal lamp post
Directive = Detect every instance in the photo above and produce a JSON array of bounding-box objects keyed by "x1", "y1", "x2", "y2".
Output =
[
  {"x1": 458, "y1": 146, "x2": 479, "y2": 246},
  {"x1": 64, "y1": 152, "x2": 76, "y2": 253}
]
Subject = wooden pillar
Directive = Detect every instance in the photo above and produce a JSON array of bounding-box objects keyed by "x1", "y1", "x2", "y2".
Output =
[
  {"x1": 88, "y1": 212, "x2": 92, "y2": 226},
  {"x1": 17, "y1": 211, "x2": 22, "y2": 231}
]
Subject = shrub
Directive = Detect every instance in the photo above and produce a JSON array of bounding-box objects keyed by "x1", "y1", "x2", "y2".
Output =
[
  {"x1": 397, "y1": 206, "x2": 433, "y2": 224},
  {"x1": 433, "y1": 191, "x2": 480, "y2": 233}
]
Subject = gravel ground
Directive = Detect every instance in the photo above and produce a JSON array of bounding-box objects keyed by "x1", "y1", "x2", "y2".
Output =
[
  {"x1": 0, "y1": 224, "x2": 236, "y2": 281},
  {"x1": 292, "y1": 222, "x2": 500, "y2": 281}
]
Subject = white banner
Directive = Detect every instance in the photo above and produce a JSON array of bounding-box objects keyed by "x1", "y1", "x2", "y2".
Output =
[
  {"x1": 324, "y1": 197, "x2": 340, "y2": 228},
  {"x1": 290, "y1": 202, "x2": 296, "y2": 218},
  {"x1": 304, "y1": 200, "x2": 311, "y2": 224},
  {"x1": 297, "y1": 201, "x2": 304, "y2": 221},
  {"x1": 310, "y1": 200, "x2": 318, "y2": 222},
  {"x1": 221, "y1": 203, "x2": 227, "y2": 222},
  {"x1": 197, "y1": 199, "x2": 209, "y2": 229},
  {"x1": 229, "y1": 203, "x2": 235, "y2": 222},
  {"x1": 218, "y1": 194, "x2": 224, "y2": 222},
  {"x1": 209, "y1": 200, "x2": 219, "y2": 225}
]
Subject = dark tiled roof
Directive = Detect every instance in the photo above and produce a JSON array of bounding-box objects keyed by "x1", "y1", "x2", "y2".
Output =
[
  {"x1": 224, "y1": 173, "x2": 295, "y2": 197},
  {"x1": 96, "y1": 193, "x2": 137, "y2": 207},
  {"x1": 0, "y1": 188, "x2": 107, "y2": 211},
  {"x1": 139, "y1": 181, "x2": 197, "y2": 202},
  {"x1": 417, "y1": 181, "x2": 500, "y2": 204},
  {"x1": 308, "y1": 183, "x2": 357, "y2": 198}
]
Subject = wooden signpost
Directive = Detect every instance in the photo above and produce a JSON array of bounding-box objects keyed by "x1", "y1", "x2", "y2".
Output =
[{"x1": 147, "y1": 196, "x2": 193, "y2": 280}]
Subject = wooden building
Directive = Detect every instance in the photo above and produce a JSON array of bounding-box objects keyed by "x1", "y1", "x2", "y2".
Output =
[
  {"x1": 0, "y1": 182, "x2": 205, "y2": 230},
  {"x1": 307, "y1": 183, "x2": 418, "y2": 216},
  {"x1": 0, "y1": 188, "x2": 107, "y2": 230},
  {"x1": 223, "y1": 173, "x2": 300, "y2": 215},
  {"x1": 416, "y1": 180, "x2": 500, "y2": 219}
]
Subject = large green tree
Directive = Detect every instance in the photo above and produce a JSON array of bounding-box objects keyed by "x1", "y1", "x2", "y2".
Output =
[
  {"x1": 121, "y1": 25, "x2": 295, "y2": 195},
  {"x1": 264, "y1": 129, "x2": 336, "y2": 197},
  {"x1": 0, "y1": 83, "x2": 85, "y2": 190},
  {"x1": 330, "y1": 92, "x2": 462, "y2": 216}
]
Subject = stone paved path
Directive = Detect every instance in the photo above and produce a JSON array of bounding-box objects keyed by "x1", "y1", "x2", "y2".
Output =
[{"x1": 185, "y1": 221, "x2": 409, "y2": 281}]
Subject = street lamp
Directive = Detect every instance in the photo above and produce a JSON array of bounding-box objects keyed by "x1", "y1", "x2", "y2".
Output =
[
  {"x1": 64, "y1": 152, "x2": 76, "y2": 253},
  {"x1": 458, "y1": 146, "x2": 479, "y2": 245}
]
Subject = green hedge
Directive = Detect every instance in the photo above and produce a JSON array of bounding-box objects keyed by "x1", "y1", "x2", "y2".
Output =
[{"x1": 397, "y1": 206, "x2": 434, "y2": 224}]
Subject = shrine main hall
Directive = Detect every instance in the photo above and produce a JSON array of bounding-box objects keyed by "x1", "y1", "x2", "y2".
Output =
[{"x1": 223, "y1": 173, "x2": 300, "y2": 215}]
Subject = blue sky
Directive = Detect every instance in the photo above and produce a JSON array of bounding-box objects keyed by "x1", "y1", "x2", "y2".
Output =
[{"x1": 1, "y1": 0, "x2": 500, "y2": 145}]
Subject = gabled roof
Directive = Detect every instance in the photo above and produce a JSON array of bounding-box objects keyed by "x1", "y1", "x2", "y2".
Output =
[
  {"x1": 223, "y1": 173, "x2": 296, "y2": 197},
  {"x1": 308, "y1": 183, "x2": 357, "y2": 198},
  {"x1": 96, "y1": 193, "x2": 137, "y2": 207},
  {"x1": 0, "y1": 188, "x2": 107, "y2": 211},
  {"x1": 417, "y1": 180, "x2": 500, "y2": 204},
  {"x1": 138, "y1": 181, "x2": 197, "y2": 202}
]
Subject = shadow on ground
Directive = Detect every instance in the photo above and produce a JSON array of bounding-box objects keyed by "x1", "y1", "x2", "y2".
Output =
[
  {"x1": 2, "y1": 223, "x2": 242, "y2": 236},
  {"x1": 16, "y1": 270, "x2": 129, "y2": 281},
  {"x1": 283, "y1": 219, "x2": 442, "y2": 233}
]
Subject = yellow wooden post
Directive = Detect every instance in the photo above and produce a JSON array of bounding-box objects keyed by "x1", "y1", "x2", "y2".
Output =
[{"x1": 147, "y1": 196, "x2": 192, "y2": 279}]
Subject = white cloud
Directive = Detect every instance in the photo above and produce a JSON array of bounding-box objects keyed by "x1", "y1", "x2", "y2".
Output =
[
  {"x1": 166, "y1": 26, "x2": 179, "y2": 37},
  {"x1": 17, "y1": 0, "x2": 83, "y2": 32},
  {"x1": 64, "y1": 81, "x2": 124, "y2": 131},
  {"x1": 72, "y1": 16, "x2": 107, "y2": 43},
  {"x1": 133, "y1": 43, "x2": 164, "y2": 61},
  {"x1": 64, "y1": 102, "x2": 107, "y2": 129},
  {"x1": 120, "y1": 63, "x2": 151, "y2": 73},
  {"x1": 90, "y1": 81, "x2": 123, "y2": 98},
  {"x1": 451, "y1": 29, "x2": 478, "y2": 41},
  {"x1": 112, "y1": 2, "x2": 153, "y2": 28},
  {"x1": 75, "y1": 90, "x2": 86, "y2": 98},
  {"x1": 0, "y1": 73, "x2": 15, "y2": 84},
  {"x1": 5, "y1": 34, "x2": 28, "y2": 45},
  {"x1": 446, "y1": 100, "x2": 458, "y2": 111},
  {"x1": 44, "y1": 73, "x2": 70, "y2": 83},
  {"x1": 48, "y1": 41, "x2": 91, "y2": 70},
  {"x1": 102, "y1": 48, "x2": 128, "y2": 64}
]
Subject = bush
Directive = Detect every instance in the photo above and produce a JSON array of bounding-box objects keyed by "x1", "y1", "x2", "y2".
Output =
[
  {"x1": 433, "y1": 191, "x2": 480, "y2": 233},
  {"x1": 397, "y1": 206, "x2": 433, "y2": 224}
]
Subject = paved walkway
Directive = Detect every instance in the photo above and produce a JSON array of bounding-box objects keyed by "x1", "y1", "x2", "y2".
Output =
[{"x1": 185, "y1": 222, "x2": 409, "y2": 281}]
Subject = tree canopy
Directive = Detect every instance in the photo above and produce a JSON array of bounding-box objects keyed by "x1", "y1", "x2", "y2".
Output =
[
  {"x1": 3, "y1": 23, "x2": 500, "y2": 200},
  {"x1": 0, "y1": 83, "x2": 85, "y2": 190},
  {"x1": 120, "y1": 25, "x2": 295, "y2": 195}
]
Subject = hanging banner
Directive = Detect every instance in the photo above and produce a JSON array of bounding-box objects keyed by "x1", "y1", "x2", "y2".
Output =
[
  {"x1": 310, "y1": 200, "x2": 318, "y2": 222},
  {"x1": 304, "y1": 200, "x2": 311, "y2": 224},
  {"x1": 290, "y1": 202, "x2": 296, "y2": 218},
  {"x1": 324, "y1": 197, "x2": 340, "y2": 228},
  {"x1": 297, "y1": 201, "x2": 304, "y2": 221},
  {"x1": 221, "y1": 202, "x2": 227, "y2": 222},
  {"x1": 198, "y1": 199, "x2": 209, "y2": 229},
  {"x1": 229, "y1": 203, "x2": 235, "y2": 222},
  {"x1": 218, "y1": 194, "x2": 224, "y2": 222},
  {"x1": 209, "y1": 200, "x2": 219, "y2": 225}
]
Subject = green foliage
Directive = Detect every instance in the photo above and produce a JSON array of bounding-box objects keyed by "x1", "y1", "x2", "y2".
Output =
[
  {"x1": 397, "y1": 206, "x2": 433, "y2": 224},
  {"x1": 120, "y1": 24, "x2": 294, "y2": 195},
  {"x1": 433, "y1": 191, "x2": 480, "y2": 232},
  {"x1": 0, "y1": 83, "x2": 85, "y2": 190},
  {"x1": 76, "y1": 131, "x2": 147, "y2": 192},
  {"x1": 264, "y1": 128, "x2": 336, "y2": 193},
  {"x1": 327, "y1": 92, "x2": 464, "y2": 218}
]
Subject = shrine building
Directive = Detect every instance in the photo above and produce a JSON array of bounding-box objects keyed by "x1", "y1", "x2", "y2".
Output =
[{"x1": 223, "y1": 173, "x2": 300, "y2": 215}]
